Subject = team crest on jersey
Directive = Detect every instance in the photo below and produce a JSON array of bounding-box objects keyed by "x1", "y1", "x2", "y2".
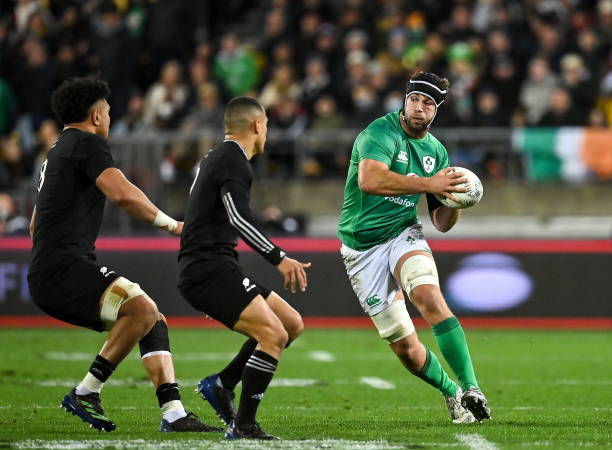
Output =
[
  {"x1": 422, "y1": 156, "x2": 435, "y2": 173},
  {"x1": 243, "y1": 277, "x2": 256, "y2": 292}
]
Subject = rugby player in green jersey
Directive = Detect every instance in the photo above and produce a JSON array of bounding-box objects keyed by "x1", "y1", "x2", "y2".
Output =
[{"x1": 338, "y1": 71, "x2": 491, "y2": 423}]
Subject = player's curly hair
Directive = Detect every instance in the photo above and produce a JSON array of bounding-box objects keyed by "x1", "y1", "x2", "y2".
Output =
[
  {"x1": 410, "y1": 71, "x2": 450, "y2": 91},
  {"x1": 51, "y1": 76, "x2": 111, "y2": 125}
]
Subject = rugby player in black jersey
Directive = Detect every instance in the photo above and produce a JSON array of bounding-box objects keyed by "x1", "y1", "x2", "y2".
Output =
[
  {"x1": 28, "y1": 76, "x2": 222, "y2": 433},
  {"x1": 179, "y1": 97, "x2": 311, "y2": 440}
]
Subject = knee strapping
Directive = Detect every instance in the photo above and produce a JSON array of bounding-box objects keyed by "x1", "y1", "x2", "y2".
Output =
[
  {"x1": 139, "y1": 319, "x2": 171, "y2": 359},
  {"x1": 370, "y1": 300, "x2": 415, "y2": 343},
  {"x1": 100, "y1": 277, "x2": 146, "y2": 330},
  {"x1": 400, "y1": 255, "x2": 439, "y2": 300}
]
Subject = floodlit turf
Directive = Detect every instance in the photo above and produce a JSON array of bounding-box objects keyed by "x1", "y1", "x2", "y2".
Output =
[{"x1": 0, "y1": 328, "x2": 610, "y2": 449}]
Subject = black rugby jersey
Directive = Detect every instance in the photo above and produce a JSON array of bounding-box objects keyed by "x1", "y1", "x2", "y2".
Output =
[
  {"x1": 179, "y1": 140, "x2": 285, "y2": 278},
  {"x1": 30, "y1": 128, "x2": 115, "y2": 273}
]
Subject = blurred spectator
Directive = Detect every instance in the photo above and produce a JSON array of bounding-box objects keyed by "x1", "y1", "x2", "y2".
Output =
[
  {"x1": 588, "y1": 108, "x2": 607, "y2": 127},
  {"x1": 520, "y1": 57, "x2": 559, "y2": 125},
  {"x1": 266, "y1": 98, "x2": 307, "y2": 175},
  {"x1": 575, "y1": 28, "x2": 605, "y2": 80},
  {"x1": 311, "y1": 24, "x2": 342, "y2": 83},
  {"x1": 341, "y1": 50, "x2": 370, "y2": 110},
  {"x1": 144, "y1": 0, "x2": 196, "y2": 76},
  {"x1": 183, "y1": 83, "x2": 224, "y2": 132},
  {"x1": 0, "y1": 133, "x2": 25, "y2": 190},
  {"x1": 422, "y1": 31, "x2": 448, "y2": 76},
  {"x1": 263, "y1": 43, "x2": 296, "y2": 86},
  {"x1": 258, "y1": 7, "x2": 291, "y2": 65},
  {"x1": 260, "y1": 63, "x2": 302, "y2": 110},
  {"x1": 111, "y1": 91, "x2": 147, "y2": 137},
  {"x1": 596, "y1": 0, "x2": 612, "y2": 47},
  {"x1": 0, "y1": 192, "x2": 28, "y2": 235},
  {"x1": 376, "y1": 28, "x2": 409, "y2": 80},
  {"x1": 442, "y1": 4, "x2": 480, "y2": 43},
  {"x1": 538, "y1": 87, "x2": 584, "y2": 126},
  {"x1": 382, "y1": 90, "x2": 404, "y2": 114},
  {"x1": 473, "y1": 90, "x2": 507, "y2": 127},
  {"x1": 559, "y1": 53, "x2": 597, "y2": 118},
  {"x1": 295, "y1": 12, "x2": 321, "y2": 60},
  {"x1": 348, "y1": 84, "x2": 384, "y2": 129},
  {"x1": 301, "y1": 57, "x2": 332, "y2": 114},
  {"x1": 30, "y1": 118, "x2": 59, "y2": 184},
  {"x1": 446, "y1": 42, "x2": 478, "y2": 123},
  {"x1": 185, "y1": 58, "x2": 213, "y2": 109},
  {"x1": 368, "y1": 62, "x2": 391, "y2": 100},
  {"x1": 485, "y1": 56, "x2": 521, "y2": 122},
  {"x1": 337, "y1": 2, "x2": 370, "y2": 36},
  {"x1": 14, "y1": 37, "x2": 53, "y2": 153},
  {"x1": 533, "y1": 22, "x2": 565, "y2": 69},
  {"x1": 305, "y1": 94, "x2": 348, "y2": 176},
  {"x1": 90, "y1": 1, "x2": 135, "y2": 118},
  {"x1": 170, "y1": 83, "x2": 224, "y2": 175},
  {"x1": 344, "y1": 29, "x2": 369, "y2": 55},
  {"x1": 53, "y1": 42, "x2": 86, "y2": 86},
  {"x1": 143, "y1": 60, "x2": 188, "y2": 129},
  {"x1": 213, "y1": 32, "x2": 259, "y2": 99}
]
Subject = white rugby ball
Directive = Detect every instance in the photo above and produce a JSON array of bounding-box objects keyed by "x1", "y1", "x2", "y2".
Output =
[{"x1": 434, "y1": 167, "x2": 483, "y2": 209}]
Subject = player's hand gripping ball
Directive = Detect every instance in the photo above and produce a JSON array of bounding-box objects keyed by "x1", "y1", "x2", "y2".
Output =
[{"x1": 435, "y1": 167, "x2": 483, "y2": 209}]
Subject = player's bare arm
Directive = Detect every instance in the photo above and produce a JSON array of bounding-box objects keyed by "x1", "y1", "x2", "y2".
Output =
[
  {"x1": 96, "y1": 167, "x2": 182, "y2": 235},
  {"x1": 277, "y1": 257, "x2": 311, "y2": 293},
  {"x1": 358, "y1": 159, "x2": 468, "y2": 198},
  {"x1": 429, "y1": 203, "x2": 460, "y2": 233}
]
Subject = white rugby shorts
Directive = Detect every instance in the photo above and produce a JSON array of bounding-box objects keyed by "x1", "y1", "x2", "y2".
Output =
[{"x1": 340, "y1": 224, "x2": 432, "y2": 316}]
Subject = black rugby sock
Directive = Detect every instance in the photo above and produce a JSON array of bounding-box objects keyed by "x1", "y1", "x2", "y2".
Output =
[
  {"x1": 218, "y1": 338, "x2": 258, "y2": 391},
  {"x1": 236, "y1": 350, "x2": 278, "y2": 427},
  {"x1": 75, "y1": 354, "x2": 116, "y2": 395}
]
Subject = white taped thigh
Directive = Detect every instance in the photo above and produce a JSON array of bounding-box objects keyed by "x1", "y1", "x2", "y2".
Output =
[
  {"x1": 370, "y1": 300, "x2": 415, "y2": 343},
  {"x1": 400, "y1": 254, "x2": 439, "y2": 300},
  {"x1": 100, "y1": 277, "x2": 146, "y2": 330}
]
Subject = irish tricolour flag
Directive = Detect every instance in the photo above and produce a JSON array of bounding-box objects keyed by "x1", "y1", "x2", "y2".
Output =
[{"x1": 513, "y1": 127, "x2": 612, "y2": 182}]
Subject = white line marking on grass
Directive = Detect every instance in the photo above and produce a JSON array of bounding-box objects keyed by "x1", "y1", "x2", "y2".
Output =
[
  {"x1": 455, "y1": 434, "x2": 499, "y2": 450},
  {"x1": 359, "y1": 376, "x2": 395, "y2": 390},
  {"x1": 27, "y1": 378, "x2": 321, "y2": 388},
  {"x1": 499, "y1": 379, "x2": 612, "y2": 386},
  {"x1": 307, "y1": 350, "x2": 335, "y2": 362},
  {"x1": 269, "y1": 378, "x2": 320, "y2": 387},
  {"x1": 11, "y1": 439, "x2": 407, "y2": 449},
  {"x1": 43, "y1": 352, "x2": 96, "y2": 361},
  {"x1": 43, "y1": 352, "x2": 235, "y2": 362}
]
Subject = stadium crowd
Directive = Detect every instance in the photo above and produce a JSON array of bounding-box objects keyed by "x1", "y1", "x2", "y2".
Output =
[{"x1": 0, "y1": 0, "x2": 611, "y2": 233}]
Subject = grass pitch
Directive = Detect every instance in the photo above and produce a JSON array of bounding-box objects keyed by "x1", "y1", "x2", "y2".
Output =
[{"x1": 0, "y1": 327, "x2": 610, "y2": 449}]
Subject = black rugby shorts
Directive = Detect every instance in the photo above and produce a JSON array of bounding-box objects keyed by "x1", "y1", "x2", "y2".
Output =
[
  {"x1": 178, "y1": 260, "x2": 271, "y2": 329},
  {"x1": 28, "y1": 257, "x2": 120, "y2": 332}
]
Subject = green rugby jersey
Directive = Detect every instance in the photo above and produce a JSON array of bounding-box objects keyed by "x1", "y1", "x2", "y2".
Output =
[{"x1": 337, "y1": 110, "x2": 450, "y2": 250}]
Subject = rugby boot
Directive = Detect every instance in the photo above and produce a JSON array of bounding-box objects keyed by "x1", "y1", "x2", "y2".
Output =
[
  {"x1": 160, "y1": 412, "x2": 223, "y2": 432},
  {"x1": 60, "y1": 388, "x2": 116, "y2": 432},
  {"x1": 224, "y1": 420, "x2": 279, "y2": 440},
  {"x1": 444, "y1": 387, "x2": 477, "y2": 423},
  {"x1": 461, "y1": 387, "x2": 492, "y2": 422},
  {"x1": 196, "y1": 374, "x2": 236, "y2": 425}
]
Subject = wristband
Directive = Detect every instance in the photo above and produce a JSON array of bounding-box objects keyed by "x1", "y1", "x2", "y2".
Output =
[{"x1": 153, "y1": 210, "x2": 177, "y2": 232}]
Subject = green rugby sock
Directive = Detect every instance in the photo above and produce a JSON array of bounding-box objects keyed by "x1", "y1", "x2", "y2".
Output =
[
  {"x1": 416, "y1": 347, "x2": 457, "y2": 397},
  {"x1": 433, "y1": 316, "x2": 479, "y2": 391}
]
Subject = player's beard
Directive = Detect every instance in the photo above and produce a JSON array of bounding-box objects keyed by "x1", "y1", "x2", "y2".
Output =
[{"x1": 406, "y1": 115, "x2": 429, "y2": 134}]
